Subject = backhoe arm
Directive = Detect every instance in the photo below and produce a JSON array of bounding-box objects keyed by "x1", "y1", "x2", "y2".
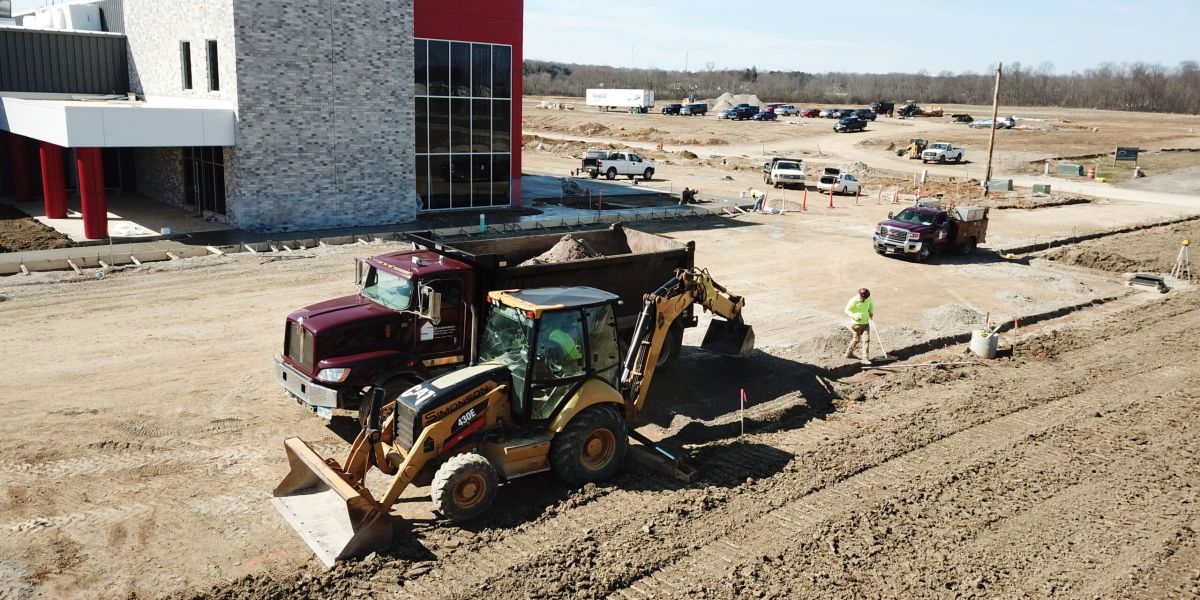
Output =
[{"x1": 620, "y1": 268, "x2": 753, "y2": 419}]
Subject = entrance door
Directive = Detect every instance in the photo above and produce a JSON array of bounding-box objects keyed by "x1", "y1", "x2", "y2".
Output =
[{"x1": 182, "y1": 147, "x2": 226, "y2": 215}]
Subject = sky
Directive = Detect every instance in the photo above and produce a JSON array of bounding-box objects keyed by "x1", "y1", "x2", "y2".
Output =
[{"x1": 525, "y1": 0, "x2": 1199, "y2": 74}]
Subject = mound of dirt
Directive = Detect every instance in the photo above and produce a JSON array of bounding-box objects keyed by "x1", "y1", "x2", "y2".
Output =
[
  {"x1": 1044, "y1": 248, "x2": 1139, "y2": 272},
  {"x1": 571, "y1": 122, "x2": 611, "y2": 136},
  {"x1": 706, "y1": 93, "x2": 763, "y2": 113},
  {"x1": 680, "y1": 150, "x2": 699, "y2": 159},
  {"x1": 519, "y1": 235, "x2": 604, "y2": 266},
  {"x1": 0, "y1": 203, "x2": 74, "y2": 253}
]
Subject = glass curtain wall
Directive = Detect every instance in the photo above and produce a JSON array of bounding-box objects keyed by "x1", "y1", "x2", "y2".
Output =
[{"x1": 415, "y1": 39, "x2": 512, "y2": 211}]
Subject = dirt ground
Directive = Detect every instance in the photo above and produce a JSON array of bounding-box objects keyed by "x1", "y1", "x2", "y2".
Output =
[
  {"x1": 2, "y1": 99, "x2": 1200, "y2": 599},
  {"x1": 0, "y1": 202, "x2": 73, "y2": 253}
]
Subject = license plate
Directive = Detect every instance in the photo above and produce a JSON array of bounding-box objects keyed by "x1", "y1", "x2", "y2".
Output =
[{"x1": 316, "y1": 407, "x2": 333, "y2": 420}]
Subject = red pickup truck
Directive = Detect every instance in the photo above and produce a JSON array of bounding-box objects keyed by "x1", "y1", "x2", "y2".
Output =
[{"x1": 873, "y1": 205, "x2": 989, "y2": 261}]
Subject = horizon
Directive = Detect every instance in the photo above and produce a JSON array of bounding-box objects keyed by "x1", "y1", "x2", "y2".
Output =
[{"x1": 525, "y1": 0, "x2": 1198, "y2": 75}]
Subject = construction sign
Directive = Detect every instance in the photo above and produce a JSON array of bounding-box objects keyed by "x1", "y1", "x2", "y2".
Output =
[{"x1": 1115, "y1": 147, "x2": 1140, "y2": 161}]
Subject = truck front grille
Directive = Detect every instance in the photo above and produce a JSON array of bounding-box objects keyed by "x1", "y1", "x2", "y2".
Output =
[
  {"x1": 881, "y1": 227, "x2": 908, "y2": 244},
  {"x1": 286, "y1": 321, "x2": 314, "y2": 372}
]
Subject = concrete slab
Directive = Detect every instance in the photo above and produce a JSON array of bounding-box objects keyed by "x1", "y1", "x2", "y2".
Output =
[
  {"x1": 520, "y1": 174, "x2": 671, "y2": 203},
  {"x1": 4, "y1": 193, "x2": 234, "y2": 242}
]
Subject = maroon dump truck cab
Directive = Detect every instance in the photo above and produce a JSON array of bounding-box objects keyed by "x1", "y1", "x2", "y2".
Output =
[
  {"x1": 276, "y1": 251, "x2": 476, "y2": 418},
  {"x1": 872, "y1": 205, "x2": 988, "y2": 262},
  {"x1": 275, "y1": 225, "x2": 696, "y2": 418}
]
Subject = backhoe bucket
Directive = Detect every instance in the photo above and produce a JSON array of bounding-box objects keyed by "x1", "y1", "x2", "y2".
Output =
[
  {"x1": 700, "y1": 319, "x2": 755, "y2": 358},
  {"x1": 272, "y1": 437, "x2": 393, "y2": 568}
]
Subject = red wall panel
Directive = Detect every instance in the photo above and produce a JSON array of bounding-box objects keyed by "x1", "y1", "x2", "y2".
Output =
[{"x1": 416, "y1": 1, "x2": 523, "y2": 191}]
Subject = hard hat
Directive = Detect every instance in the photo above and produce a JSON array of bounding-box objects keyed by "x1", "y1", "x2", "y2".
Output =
[{"x1": 858, "y1": 288, "x2": 870, "y2": 299}]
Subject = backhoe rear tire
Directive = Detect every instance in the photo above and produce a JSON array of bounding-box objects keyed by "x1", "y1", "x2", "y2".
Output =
[
  {"x1": 431, "y1": 453, "x2": 498, "y2": 522},
  {"x1": 551, "y1": 405, "x2": 628, "y2": 486}
]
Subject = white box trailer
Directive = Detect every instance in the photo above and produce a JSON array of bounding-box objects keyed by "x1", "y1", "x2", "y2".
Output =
[{"x1": 586, "y1": 89, "x2": 655, "y2": 113}]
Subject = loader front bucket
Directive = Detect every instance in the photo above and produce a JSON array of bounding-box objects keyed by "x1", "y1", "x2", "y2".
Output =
[
  {"x1": 272, "y1": 437, "x2": 393, "y2": 568},
  {"x1": 700, "y1": 319, "x2": 755, "y2": 358}
]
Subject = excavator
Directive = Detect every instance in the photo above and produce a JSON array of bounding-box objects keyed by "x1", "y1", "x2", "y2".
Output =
[{"x1": 272, "y1": 267, "x2": 754, "y2": 567}]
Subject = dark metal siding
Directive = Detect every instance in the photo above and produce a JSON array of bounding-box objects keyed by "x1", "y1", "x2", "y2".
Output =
[{"x1": 0, "y1": 28, "x2": 127, "y2": 94}]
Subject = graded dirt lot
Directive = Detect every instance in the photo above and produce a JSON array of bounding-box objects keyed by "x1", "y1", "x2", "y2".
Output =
[{"x1": 2, "y1": 99, "x2": 1199, "y2": 599}]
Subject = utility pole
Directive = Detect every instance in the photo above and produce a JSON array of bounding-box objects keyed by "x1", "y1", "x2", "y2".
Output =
[
  {"x1": 685, "y1": 52, "x2": 688, "y2": 73},
  {"x1": 982, "y1": 62, "x2": 1003, "y2": 196}
]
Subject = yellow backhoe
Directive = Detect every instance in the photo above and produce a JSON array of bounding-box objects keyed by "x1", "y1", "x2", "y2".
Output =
[{"x1": 273, "y1": 267, "x2": 754, "y2": 567}]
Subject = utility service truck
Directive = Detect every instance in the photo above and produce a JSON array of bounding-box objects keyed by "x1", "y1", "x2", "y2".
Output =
[{"x1": 873, "y1": 204, "x2": 989, "y2": 261}]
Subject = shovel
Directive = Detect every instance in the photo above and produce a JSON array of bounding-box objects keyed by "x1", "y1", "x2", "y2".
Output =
[
  {"x1": 867, "y1": 319, "x2": 899, "y2": 364},
  {"x1": 700, "y1": 318, "x2": 755, "y2": 358}
]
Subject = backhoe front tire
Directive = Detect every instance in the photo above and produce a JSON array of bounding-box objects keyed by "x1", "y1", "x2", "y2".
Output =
[
  {"x1": 551, "y1": 405, "x2": 628, "y2": 486},
  {"x1": 431, "y1": 453, "x2": 498, "y2": 522}
]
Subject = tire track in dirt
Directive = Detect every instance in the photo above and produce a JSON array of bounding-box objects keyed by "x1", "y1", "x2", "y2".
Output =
[
  {"x1": 2, "y1": 446, "x2": 269, "y2": 479},
  {"x1": 608, "y1": 363, "x2": 1189, "y2": 598}
]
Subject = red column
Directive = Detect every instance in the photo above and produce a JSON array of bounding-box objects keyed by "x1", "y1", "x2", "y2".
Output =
[
  {"x1": 76, "y1": 147, "x2": 108, "y2": 239},
  {"x1": 39, "y1": 142, "x2": 67, "y2": 219},
  {"x1": 8, "y1": 133, "x2": 34, "y2": 203}
]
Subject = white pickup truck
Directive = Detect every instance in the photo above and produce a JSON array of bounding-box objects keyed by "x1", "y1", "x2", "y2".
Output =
[
  {"x1": 921, "y1": 142, "x2": 965, "y2": 163},
  {"x1": 582, "y1": 150, "x2": 656, "y2": 181},
  {"x1": 763, "y1": 157, "x2": 806, "y2": 189}
]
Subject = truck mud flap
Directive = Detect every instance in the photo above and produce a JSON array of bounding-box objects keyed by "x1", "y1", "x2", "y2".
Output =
[
  {"x1": 700, "y1": 319, "x2": 755, "y2": 358},
  {"x1": 272, "y1": 437, "x2": 393, "y2": 568}
]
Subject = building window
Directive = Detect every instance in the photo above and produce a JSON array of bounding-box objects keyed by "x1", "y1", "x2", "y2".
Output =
[
  {"x1": 206, "y1": 40, "x2": 219, "y2": 91},
  {"x1": 180, "y1": 42, "x2": 192, "y2": 90},
  {"x1": 415, "y1": 39, "x2": 513, "y2": 211}
]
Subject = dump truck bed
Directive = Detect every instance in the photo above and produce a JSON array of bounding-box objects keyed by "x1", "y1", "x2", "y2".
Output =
[{"x1": 407, "y1": 225, "x2": 696, "y2": 329}]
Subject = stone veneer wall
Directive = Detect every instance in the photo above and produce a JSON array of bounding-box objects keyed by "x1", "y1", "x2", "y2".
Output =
[
  {"x1": 121, "y1": 0, "x2": 237, "y2": 101},
  {"x1": 228, "y1": 0, "x2": 417, "y2": 232},
  {"x1": 133, "y1": 147, "x2": 185, "y2": 208}
]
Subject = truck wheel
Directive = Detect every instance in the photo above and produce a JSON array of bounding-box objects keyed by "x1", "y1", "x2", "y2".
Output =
[
  {"x1": 431, "y1": 453, "x2": 498, "y2": 522},
  {"x1": 959, "y1": 238, "x2": 976, "y2": 256},
  {"x1": 643, "y1": 169, "x2": 654, "y2": 181},
  {"x1": 606, "y1": 168, "x2": 617, "y2": 180},
  {"x1": 655, "y1": 321, "x2": 684, "y2": 371},
  {"x1": 939, "y1": 155, "x2": 947, "y2": 164},
  {"x1": 359, "y1": 375, "x2": 420, "y2": 429},
  {"x1": 916, "y1": 246, "x2": 932, "y2": 262},
  {"x1": 551, "y1": 404, "x2": 628, "y2": 486},
  {"x1": 955, "y1": 156, "x2": 962, "y2": 163}
]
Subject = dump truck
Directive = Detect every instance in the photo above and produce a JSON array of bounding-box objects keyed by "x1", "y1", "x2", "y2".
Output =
[
  {"x1": 273, "y1": 268, "x2": 754, "y2": 567},
  {"x1": 873, "y1": 204, "x2": 989, "y2": 261},
  {"x1": 275, "y1": 225, "x2": 696, "y2": 424}
]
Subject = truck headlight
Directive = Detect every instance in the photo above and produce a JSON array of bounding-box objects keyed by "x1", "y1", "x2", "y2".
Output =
[
  {"x1": 910, "y1": 232, "x2": 921, "y2": 240},
  {"x1": 316, "y1": 368, "x2": 350, "y2": 383}
]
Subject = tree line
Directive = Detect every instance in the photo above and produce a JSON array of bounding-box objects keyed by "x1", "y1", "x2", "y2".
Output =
[{"x1": 523, "y1": 60, "x2": 1200, "y2": 114}]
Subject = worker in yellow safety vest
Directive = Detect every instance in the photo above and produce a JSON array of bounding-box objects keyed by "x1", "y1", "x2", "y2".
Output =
[{"x1": 844, "y1": 288, "x2": 875, "y2": 363}]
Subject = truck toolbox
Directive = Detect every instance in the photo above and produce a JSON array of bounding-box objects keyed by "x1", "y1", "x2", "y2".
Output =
[{"x1": 955, "y1": 206, "x2": 987, "y2": 221}]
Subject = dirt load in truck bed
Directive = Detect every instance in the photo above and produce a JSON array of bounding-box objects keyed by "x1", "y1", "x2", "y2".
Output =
[{"x1": 518, "y1": 234, "x2": 605, "y2": 266}]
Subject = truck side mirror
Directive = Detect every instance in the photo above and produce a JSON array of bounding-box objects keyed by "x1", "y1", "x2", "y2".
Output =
[
  {"x1": 887, "y1": 212, "x2": 894, "y2": 219},
  {"x1": 418, "y1": 286, "x2": 442, "y2": 325}
]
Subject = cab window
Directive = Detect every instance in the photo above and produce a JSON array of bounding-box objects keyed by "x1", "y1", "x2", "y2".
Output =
[
  {"x1": 529, "y1": 310, "x2": 586, "y2": 420},
  {"x1": 585, "y1": 304, "x2": 620, "y2": 386}
]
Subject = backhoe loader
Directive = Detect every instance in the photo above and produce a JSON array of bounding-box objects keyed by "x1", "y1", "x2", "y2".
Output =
[{"x1": 272, "y1": 267, "x2": 754, "y2": 567}]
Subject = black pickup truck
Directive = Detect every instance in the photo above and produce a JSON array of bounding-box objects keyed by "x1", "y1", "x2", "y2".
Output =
[{"x1": 730, "y1": 105, "x2": 760, "y2": 120}]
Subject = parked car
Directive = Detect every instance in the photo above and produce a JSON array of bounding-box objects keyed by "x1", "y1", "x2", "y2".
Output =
[
  {"x1": 752, "y1": 111, "x2": 778, "y2": 121},
  {"x1": 774, "y1": 104, "x2": 800, "y2": 116},
  {"x1": 731, "y1": 105, "x2": 760, "y2": 120},
  {"x1": 681, "y1": 103, "x2": 708, "y2": 116},
  {"x1": 582, "y1": 150, "x2": 655, "y2": 180},
  {"x1": 819, "y1": 108, "x2": 841, "y2": 118},
  {"x1": 661, "y1": 103, "x2": 683, "y2": 115},
  {"x1": 800, "y1": 108, "x2": 821, "y2": 118},
  {"x1": 717, "y1": 109, "x2": 735, "y2": 119},
  {"x1": 852, "y1": 108, "x2": 877, "y2": 121},
  {"x1": 834, "y1": 117, "x2": 867, "y2": 133},
  {"x1": 816, "y1": 169, "x2": 861, "y2": 195},
  {"x1": 837, "y1": 109, "x2": 857, "y2": 118}
]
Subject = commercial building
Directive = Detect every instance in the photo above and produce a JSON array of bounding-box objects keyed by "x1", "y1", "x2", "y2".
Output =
[{"x1": 0, "y1": 0, "x2": 523, "y2": 238}]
